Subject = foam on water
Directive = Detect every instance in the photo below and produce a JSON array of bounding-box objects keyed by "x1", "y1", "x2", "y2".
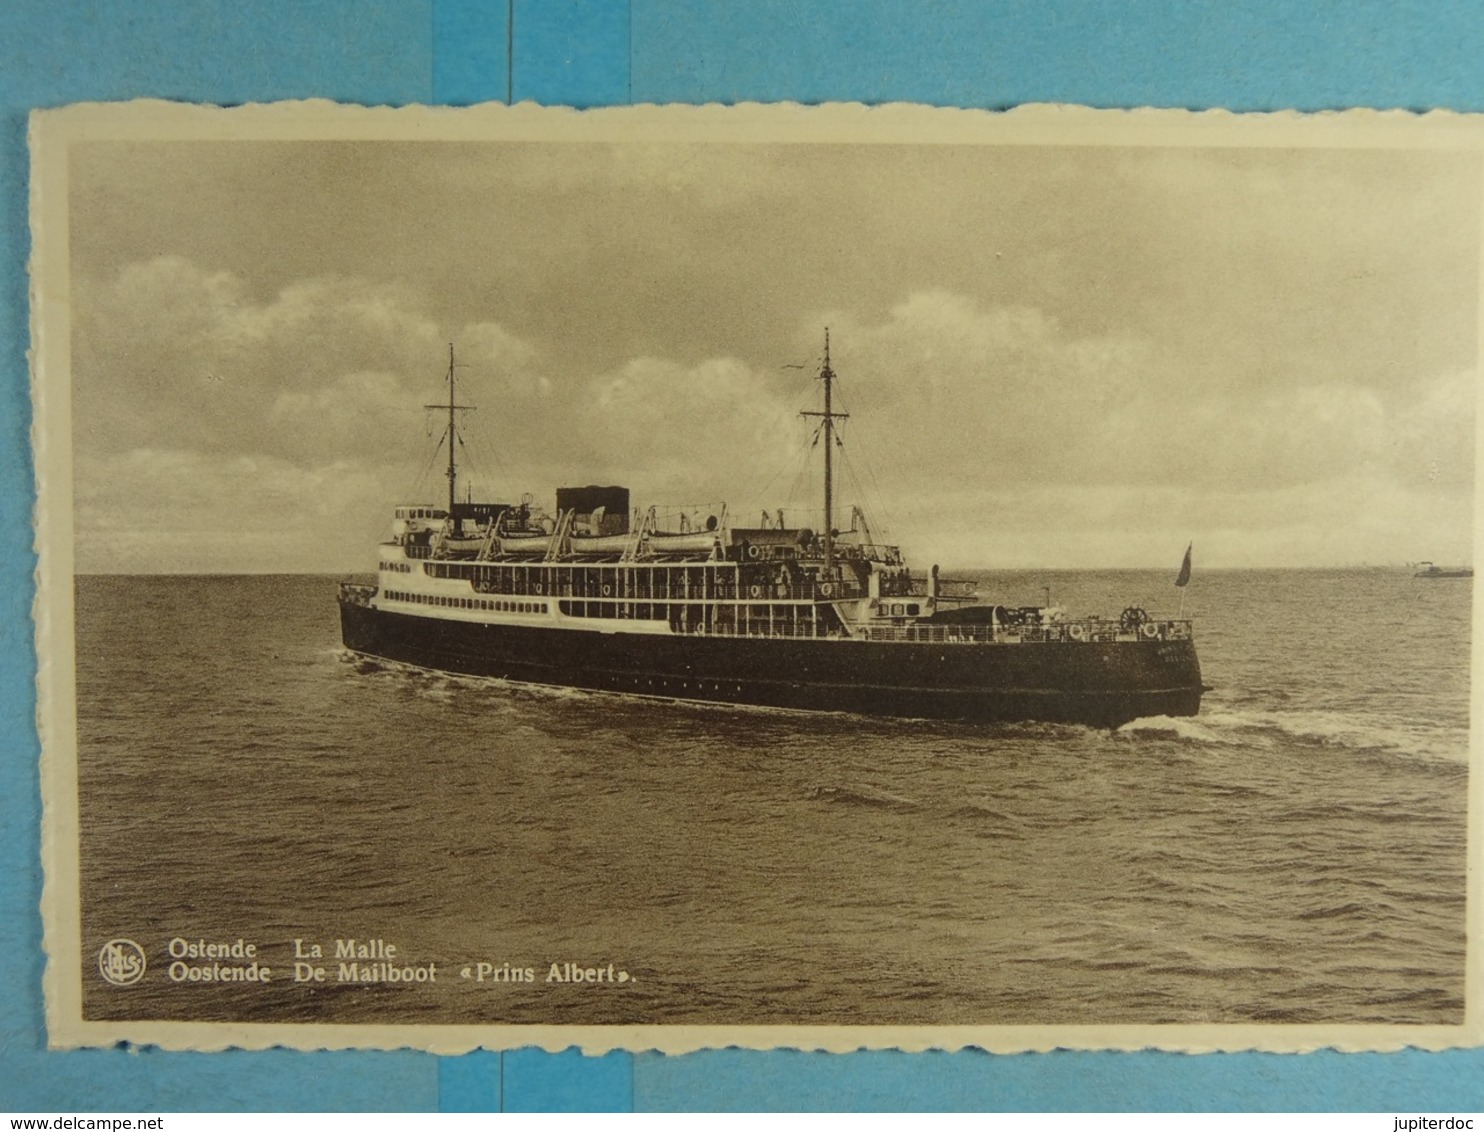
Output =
[{"x1": 1123, "y1": 703, "x2": 1468, "y2": 765}]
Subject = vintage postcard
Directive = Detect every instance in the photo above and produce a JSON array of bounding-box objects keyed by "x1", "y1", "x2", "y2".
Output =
[{"x1": 30, "y1": 100, "x2": 1483, "y2": 1053}]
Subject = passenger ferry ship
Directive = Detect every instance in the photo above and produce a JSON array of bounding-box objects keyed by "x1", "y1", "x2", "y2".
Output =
[{"x1": 339, "y1": 337, "x2": 1205, "y2": 727}]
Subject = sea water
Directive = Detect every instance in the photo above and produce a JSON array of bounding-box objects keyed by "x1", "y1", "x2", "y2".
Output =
[{"x1": 72, "y1": 569, "x2": 1469, "y2": 1026}]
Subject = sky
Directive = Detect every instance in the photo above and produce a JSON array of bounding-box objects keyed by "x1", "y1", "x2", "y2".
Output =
[{"x1": 65, "y1": 130, "x2": 1480, "y2": 573}]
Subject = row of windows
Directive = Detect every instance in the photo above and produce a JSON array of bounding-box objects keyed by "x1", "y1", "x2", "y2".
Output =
[
  {"x1": 558, "y1": 600, "x2": 671, "y2": 620},
  {"x1": 554, "y1": 598, "x2": 839, "y2": 631},
  {"x1": 424, "y1": 561, "x2": 737, "y2": 600},
  {"x1": 383, "y1": 590, "x2": 547, "y2": 615},
  {"x1": 380, "y1": 561, "x2": 413, "y2": 573}
]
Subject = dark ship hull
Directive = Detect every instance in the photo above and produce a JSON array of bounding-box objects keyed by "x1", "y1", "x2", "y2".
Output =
[{"x1": 341, "y1": 601, "x2": 1204, "y2": 728}]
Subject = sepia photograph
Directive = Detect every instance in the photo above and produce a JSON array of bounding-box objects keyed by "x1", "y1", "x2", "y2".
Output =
[{"x1": 31, "y1": 101, "x2": 1480, "y2": 1053}]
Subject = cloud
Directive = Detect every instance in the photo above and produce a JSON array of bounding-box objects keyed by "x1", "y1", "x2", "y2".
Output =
[
  {"x1": 72, "y1": 256, "x2": 555, "y2": 468},
  {"x1": 813, "y1": 289, "x2": 1474, "y2": 501},
  {"x1": 70, "y1": 253, "x2": 1475, "y2": 572},
  {"x1": 574, "y1": 354, "x2": 797, "y2": 488}
]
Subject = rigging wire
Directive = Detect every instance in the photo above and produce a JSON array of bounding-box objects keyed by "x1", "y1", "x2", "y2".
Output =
[
  {"x1": 408, "y1": 428, "x2": 448, "y2": 500},
  {"x1": 781, "y1": 420, "x2": 826, "y2": 520},
  {"x1": 404, "y1": 352, "x2": 515, "y2": 506},
  {"x1": 733, "y1": 363, "x2": 827, "y2": 513},
  {"x1": 453, "y1": 432, "x2": 496, "y2": 502},
  {"x1": 837, "y1": 443, "x2": 894, "y2": 543},
  {"x1": 833, "y1": 415, "x2": 893, "y2": 537},
  {"x1": 825, "y1": 375, "x2": 896, "y2": 539}
]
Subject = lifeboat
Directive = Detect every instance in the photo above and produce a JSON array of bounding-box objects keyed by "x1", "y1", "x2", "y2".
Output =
[
  {"x1": 568, "y1": 532, "x2": 636, "y2": 556},
  {"x1": 497, "y1": 532, "x2": 551, "y2": 555},
  {"x1": 648, "y1": 531, "x2": 720, "y2": 554}
]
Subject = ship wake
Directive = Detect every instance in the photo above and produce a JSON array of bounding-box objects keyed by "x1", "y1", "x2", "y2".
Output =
[{"x1": 1118, "y1": 705, "x2": 1467, "y2": 766}]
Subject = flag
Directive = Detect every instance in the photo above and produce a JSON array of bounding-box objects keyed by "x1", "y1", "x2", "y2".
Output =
[{"x1": 1175, "y1": 542, "x2": 1193, "y2": 588}]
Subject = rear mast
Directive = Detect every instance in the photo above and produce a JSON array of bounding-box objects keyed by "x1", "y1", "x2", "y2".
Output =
[{"x1": 426, "y1": 342, "x2": 476, "y2": 517}]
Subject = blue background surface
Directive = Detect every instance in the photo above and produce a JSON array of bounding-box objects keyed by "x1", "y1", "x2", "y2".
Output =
[{"x1": 2, "y1": 0, "x2": 1481, "y2": 1113}]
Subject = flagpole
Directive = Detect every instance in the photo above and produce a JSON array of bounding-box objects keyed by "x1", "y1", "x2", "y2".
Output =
[{"x1": 1174, "y1": 541, "x2": 1192, "y2": 619}]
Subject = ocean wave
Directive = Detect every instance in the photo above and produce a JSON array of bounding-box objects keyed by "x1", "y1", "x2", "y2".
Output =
[
  {"x1": 1118, "y1": 705, "x2": 1467, "y2": 765},
  {"x1": 1116, "y1": 714, "x2": 1228, "y2": 745},
  {"x1": 948, "y1": 802, "x2": 1022, "y2": 823},
  {"x1": 1294, "y1": 901, "x2": 1374, "y2": 922},
  {"x1": 807, "y1": 784, "x2": 919, "y2": 811}
]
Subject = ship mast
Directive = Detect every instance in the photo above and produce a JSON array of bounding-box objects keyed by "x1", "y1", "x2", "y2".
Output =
[
  {"x1": 425, "y1": 342, "x2": 475, "y2": 517},
  {"x1": 801, "y1": 328, "x2": 848, "y2": 571}
]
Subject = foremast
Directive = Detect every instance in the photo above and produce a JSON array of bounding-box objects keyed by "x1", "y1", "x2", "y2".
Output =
[{"x1": 800, "y1": 329, "x2": 849, "y2": 572}]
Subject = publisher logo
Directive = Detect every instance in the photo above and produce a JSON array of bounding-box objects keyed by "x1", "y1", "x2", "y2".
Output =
[{"x1": 98, "y1": 939, "x2": 146, "y2": 986}]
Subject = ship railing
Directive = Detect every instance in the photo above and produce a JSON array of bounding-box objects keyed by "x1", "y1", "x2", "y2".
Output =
[
  {"x1": 673, "y1": 616, "x2": 1193, "y2": 643},
  {"x1": 855, "y1": 623, "x2": 995, "y2": 643},
  {"x1": 732, "y1": 581, "x2": 868, "y2": 601},
  {"x1": 804, "y1": 581, "x2": 867, "y2": 601},
  {"x1": 684, "y1": 621, "x2": 847, "y2": 640},
  {"x1": 895, "y1": 578, "x2": 977, "y2": 600},
  {"x1": 830, "y1": 541, "x2": 903, "y2": 565},
  {"x1": 588, "y1": 580, "x2": 869, "y2": 602},
  {"x1": 338, "y1": 581, "x2": 377, "y2": 608},
  {"x1": 855, "y1": 618, "x2": 1194, "y2": 644}
]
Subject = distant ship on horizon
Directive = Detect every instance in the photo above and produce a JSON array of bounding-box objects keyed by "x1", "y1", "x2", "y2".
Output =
[
  {"x1": 1413, "y1": 561, "x2": 1474, "y2": 579},
  {"x1": 338, "y1": 334, "x2": 1207, "y2": 727}
]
